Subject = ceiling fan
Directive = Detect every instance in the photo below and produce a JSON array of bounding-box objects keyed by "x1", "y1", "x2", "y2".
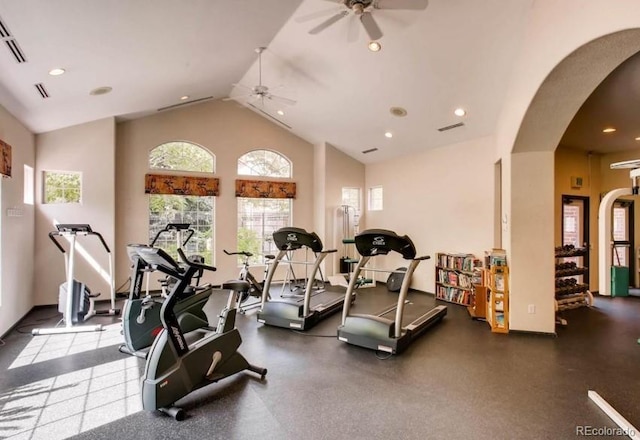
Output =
[
  {"x1": 223, "y1": 47, "x2": 296, "y2": 107},
  {"x1": 300, "y1": 0, "x2": 429, "y2": 41}
]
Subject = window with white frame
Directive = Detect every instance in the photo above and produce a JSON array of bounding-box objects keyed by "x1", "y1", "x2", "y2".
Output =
[
  {"x1": 148, "y1": 142, "x2": 215, "y2": 264},
  {"x1": 24, "y1": 165, "x2": 34, "y2": 205},
  {"x1": 342, "y1": 187, "x2": 361, "y2": 213},
  {"x1": 237, "y1": 150, "x2": 292, "y2": 264},
  {"x1": 368, "y1": 186, "x2": 383, "y2": 211},
  {"x1": 43, "y1": 171, "x2": 81, "y2": 204}
]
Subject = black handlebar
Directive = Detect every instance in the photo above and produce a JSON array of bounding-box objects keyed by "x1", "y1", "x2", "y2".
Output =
[
  {"x1": 49, "y1": 224, "x2": 111, "y2": 253},
  {"x1": 224, "y1": 249, "x2": 253, "y2": 257},
  {"x1": 177, "y1": 248, "x2": 217, "y2": 272},
  {"x1": 150, "y1": 223, "x2": 195, "y2": 247}
]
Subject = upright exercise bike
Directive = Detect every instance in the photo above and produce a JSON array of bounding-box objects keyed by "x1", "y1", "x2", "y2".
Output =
[
  {"x1": 223, "y1": 249, "x2": 273, "y2": 314},
  {"x1": 119, "y1": 224, "x2": 212, "y2": 358},
  {"x1": 32, "y1": 224, "x2": 120, "y2": 336},
  {"x1": 134, "y1": 246, "x2": 267, "y2": 420}
]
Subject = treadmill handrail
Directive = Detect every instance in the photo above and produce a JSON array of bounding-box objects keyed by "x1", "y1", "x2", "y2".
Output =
[
  {"x1": 414, "y1": 255, "x2": 431, "y2": 261},
  {"x1": 320, "y1": 249, "x2": 338, "y2": 254},
  {"x1": 49, "y1": 227, "x2": 111, "y2": 253}
]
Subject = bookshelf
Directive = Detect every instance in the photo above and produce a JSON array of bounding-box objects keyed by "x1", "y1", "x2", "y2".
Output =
[
  {"x1": 435, "y1": 252, "x2": 482, "y2": 306},
  {"x1": 467, "y1": 269, "x2": 488, "y2": 320},
  {"x1": 486, "y1": 250, "x2": 509, "y2": 333}
]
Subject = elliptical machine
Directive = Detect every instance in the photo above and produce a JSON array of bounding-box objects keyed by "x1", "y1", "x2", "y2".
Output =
[
  {"x1": 134, "y1": 246, "x2": 267, "y2": 420},
  {"x1": 32, "y1": 224, "x2": 120, "y2": 336}
]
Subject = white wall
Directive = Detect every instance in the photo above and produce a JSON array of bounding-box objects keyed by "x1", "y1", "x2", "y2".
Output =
[
  {"x1": 116, "y1": 100, "x2": 315, "y2": 287},
  {"x1": 0, "y1": 105, "x2": 35, "y2": 336},
  {"x1": 364, "y1": 136, "x2": 494, "y2": 292},
  {"x1": 34, "y1": 118, "x2": 116, "y2": 306}
]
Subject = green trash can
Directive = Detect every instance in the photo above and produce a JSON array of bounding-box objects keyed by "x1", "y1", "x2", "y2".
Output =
[{"x1": 611, "y1": 266, "x2": 629, "y2": 297}]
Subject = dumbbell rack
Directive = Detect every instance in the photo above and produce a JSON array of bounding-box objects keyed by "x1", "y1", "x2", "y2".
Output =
[{"x1": 555, "y1": 245, "x2": 593, "y2": 325}]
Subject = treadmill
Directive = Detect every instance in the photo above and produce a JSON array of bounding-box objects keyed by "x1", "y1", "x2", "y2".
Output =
[
  {"x1": 337, "y1": 229, "x2": 447, "y2": 354},
  {"x1": 257, "y1": 227, "x2": 354, "y2": 330}
]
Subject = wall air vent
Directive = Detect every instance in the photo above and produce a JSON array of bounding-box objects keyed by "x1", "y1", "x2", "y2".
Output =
[
  {"x1": 157, "y1": 96, "x2": 214, "y2": 112},
  {"x1": 247, "y1": 103, "x2": 292, "y2": 129},
  {"x1": 35, "y1": 83, "x2": 49, "y2": 99},
  {"x1": 437, "y1": 122, "x2": 465, "y2": 132},
  {"x1": 362, "y1": 148, "x2": 378, "y2": 154}
]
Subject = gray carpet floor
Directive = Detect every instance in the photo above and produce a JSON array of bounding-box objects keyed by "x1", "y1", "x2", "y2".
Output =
[{"x1": 1, "y1": 285, "x2": 639, "y2": 440}]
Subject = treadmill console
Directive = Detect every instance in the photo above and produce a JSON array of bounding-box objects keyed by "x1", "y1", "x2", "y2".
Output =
[
  {"x1": 355, "y1": 229, "x2": 417, "y2": 259},
  {"x1": 272, "y1": 227, "x2": 323, "y2": 252}
]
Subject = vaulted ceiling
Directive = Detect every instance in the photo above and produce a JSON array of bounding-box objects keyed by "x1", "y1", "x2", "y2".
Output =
[{"x1": 0, "y1": 0, "x2": 637, "y2": 163}]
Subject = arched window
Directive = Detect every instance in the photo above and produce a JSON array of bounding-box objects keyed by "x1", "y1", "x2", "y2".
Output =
[
  {"x1": 236, "y1": 149, "x2": 293, "y2": 264},
  {"x1": 148, "y1": 142, "x2": 215, "y2": 263},
  {"x1": 237, "y1": 149, "x2": 291, "y2": 178}
]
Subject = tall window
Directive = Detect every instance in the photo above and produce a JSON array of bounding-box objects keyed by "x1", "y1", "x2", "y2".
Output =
[
  {"x1": 24, "y1": 165, "x2": 34, "y2": 205},
  {"x1": 237, "y1": 150, "x2": 292, "y2": 264},
  {"x1": 148, "y1": 142, "x2": 215, "y2": 263},
  {"x1": 43, "y1": 171, "x2": 81, "y2": 204},
  {"x1": 342, "y1": 187, "x2": 361, "y2": 212},
  {"x1": 368, "y1": 186, "x2": 383, "y2": 211}
]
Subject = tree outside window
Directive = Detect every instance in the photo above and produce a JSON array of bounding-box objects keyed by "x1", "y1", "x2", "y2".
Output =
[
  {"x1": 43, "y1": 171, "x2": 81, "y2": 204},
  {"x1": 148, "y1": 142, "x2": 215, "y2": 263}
]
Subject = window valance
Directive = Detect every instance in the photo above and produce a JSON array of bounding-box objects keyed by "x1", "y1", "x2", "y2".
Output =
[
  {"x1": 0, "y1": 139, "x2": 12, "y2": 177},
  {"x1": 235, "y1": 179, "x2": 296, "y2": 199},
  {"x1": 145, "y1": 173, "x2": 219, "y2": 196}
]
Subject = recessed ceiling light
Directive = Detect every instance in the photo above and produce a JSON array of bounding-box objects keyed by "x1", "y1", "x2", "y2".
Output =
[
  {"x1": 635, "y1": 137, "x2": 640, "y2": 141},
  {"x1": 602, "y1": 127, "x2": 616, "y2": 133},
  {"x1": 277, "y1": 110, "x2": 285, "y2": 116},
  {"x1": 89, "y1": 86, "x2": 112, "y2": 96},
  {"x1": 454, "y1": 108, "x2": 466, "y2": 117},
  {"x1": 384, "y1": 131, "x2": 393, "y2": 138},
  {"x1": 390, "y1": 107, "x2": 407, "y2": 117},
  {"x1": 48, "y1": 68, "x2": 65, "y2": 76},
  {"x1": 368, "y1": 41, "x2": 381, "y2": 52},
  {"x1": 180, "y1": 95, "x2": 189, "y2": 101}
]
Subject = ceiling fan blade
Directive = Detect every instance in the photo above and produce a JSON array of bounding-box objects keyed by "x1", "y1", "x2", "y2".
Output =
[
  {"x1": 222, "y1": 94, "x2": 252, "y2": 102},
  {"x1": 266, "y1": 94, "x2": 297, "y2": 106},
  {"x1": 295, "y1": 6, "x2": 343, "y2": 23},
  {"x1": 231, "y1": 83, "x2": 254, "y2": 92},
  {"x1": 309, "y1": 10, "x2": 349, "y2": 35},
  {"x1": 347, "y1": 14, "x2": 360, "y2": 43},
  {"x1": 374, "y1": 0, "x2": 428, "y2": 10},
  {"x1": 361, "y1": 12, "x2": 383, "y2": 40}
]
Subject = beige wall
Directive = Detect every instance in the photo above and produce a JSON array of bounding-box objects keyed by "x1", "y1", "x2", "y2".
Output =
[
  {"x1": 34, "y1": 118, "x2": 116, "y2": 306},
  {"x1": 116, "y1": 100, "x2": 315, "y2": 287},
  {"x1": 0, "y1": 105, "x2": 35, "y2": 336},
  {"x1": 364, "y1": 136, "x2": 495, "y2": 291},
  {"x1": 323, "y1": 143, "x2": 365, "y2": 276}
]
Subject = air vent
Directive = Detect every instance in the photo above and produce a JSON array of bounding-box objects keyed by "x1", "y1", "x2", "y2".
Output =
[
  {"x1": 437, "y1": 122, "x2": 464, "y2": 132},
  {"x1": 34, "y1": 83, "x2": 49, "y2": 99},
  {"x1": 247, "y1": 103, "x2": 292, "y2": 129},
  {"x1": 0, "y1": 17, "x2": 11, "y2": 38},
  {"x1": 157, "y1": 96, "x2": 214, "y2": 112},
  {"x1": 362, "y1": 148, "x2": 378, "y2": 154},
  {"x1": 4, "y1": 38, "x2": 26, "y2": 63}
]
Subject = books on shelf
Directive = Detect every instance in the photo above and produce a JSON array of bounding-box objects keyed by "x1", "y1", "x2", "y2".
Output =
[
  {"x1": 485, "y1": 248, "x2": 507, "y2": 268},
  {"x1": 435, "y1": 252, "x2": 484, "y2": 307}
]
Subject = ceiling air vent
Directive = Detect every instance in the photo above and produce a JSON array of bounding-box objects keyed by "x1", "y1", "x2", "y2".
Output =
[
  {"x1": 0, "y1": 17, "x2": 11, "y2": 38},
  {"x1": 0, "y1": 16, "x2": 27, "y2": 63},
  {"x1": 157, "y1": 96, "x2": 214, "y2": 112},
  {"x1": 34, "y1": 83, "x2": 49, "y2": 99},
  {"x1": 362, "y1": 148, "x2": 378, "y2": 154},
  {"x1": 437, "y1": 122, "x2": 464, "y2": 132}
]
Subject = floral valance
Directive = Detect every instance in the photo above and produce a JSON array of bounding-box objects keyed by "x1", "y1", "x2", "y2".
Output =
[
  {"x1": 235, "y1": 179, "x2": 296, "y2": 199},
  {"x1": 0, "y1": 139, "x2": 12, "y2": 178},
  {"x1": 145, "y1": 173, "x2": 219, "y2": 196}
]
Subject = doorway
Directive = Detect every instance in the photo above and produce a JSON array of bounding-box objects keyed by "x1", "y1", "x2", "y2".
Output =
[
  {"x1": 612, "y1": 199, "x2": 635, "y2": 288},
  {"x1": 561, "y1": 195, "x2": 590, "y2": 280}
]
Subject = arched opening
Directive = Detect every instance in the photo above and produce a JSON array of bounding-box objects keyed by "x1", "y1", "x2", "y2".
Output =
[{"x1": 508, "y1": 29, "x2": 640, "y2": 333}]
